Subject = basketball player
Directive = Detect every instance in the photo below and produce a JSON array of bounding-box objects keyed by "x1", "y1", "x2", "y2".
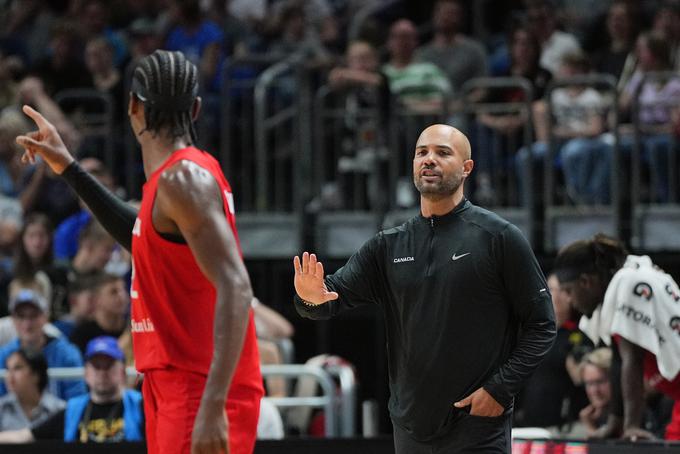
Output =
[
  {"x1": 16, "y1": 50, "x2": 263, "y2": 454},
  {"x1": 293, "y1": 124, "x2": 556, "y2": 453}
]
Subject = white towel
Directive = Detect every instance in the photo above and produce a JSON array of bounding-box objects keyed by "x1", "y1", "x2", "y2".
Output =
[{"x1": 580, "y1": 255, "x2": 680, "y2": 381}]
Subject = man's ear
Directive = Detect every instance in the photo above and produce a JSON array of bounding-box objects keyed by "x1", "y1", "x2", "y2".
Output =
[
  {"x1": 191, "y1": 97, "x2": 202, "y2": 122},
  {"x1": 462, "y1": 159, "x2": 474, "y2": 177}
]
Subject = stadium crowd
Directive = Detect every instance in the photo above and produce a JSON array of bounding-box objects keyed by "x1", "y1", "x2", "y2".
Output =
[{"x1": 0, "y1": 0, "x2": 678, "y2": 445}]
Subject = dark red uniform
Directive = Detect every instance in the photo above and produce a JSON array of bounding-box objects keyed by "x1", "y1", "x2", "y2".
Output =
[{"x1": 131, "y1": 147, "x2": 263, "y2": 454}]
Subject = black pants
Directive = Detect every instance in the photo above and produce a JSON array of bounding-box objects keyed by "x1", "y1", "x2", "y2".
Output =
[{"x1": 393, "y1": 412, "x2": 511, "y2": 454}]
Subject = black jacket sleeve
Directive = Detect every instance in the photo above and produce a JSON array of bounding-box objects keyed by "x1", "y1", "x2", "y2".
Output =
[
  {"x1": 294, "y1": 233, "x2": 384, "y2": 320},
  {"x1": 61, "y1": 161, "x2": 138, "y2": 252},
  {"x1": 483, "y1": 224, "x2": 557, "y2": 409}
]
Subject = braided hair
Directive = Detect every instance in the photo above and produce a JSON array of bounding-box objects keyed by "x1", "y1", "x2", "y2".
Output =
[
  {"x1": 553, "y1": 233, "x2": 628, "y2": 284},
  {"x1": 131, "y1": 50, "x2": 199, "y2": 143}
]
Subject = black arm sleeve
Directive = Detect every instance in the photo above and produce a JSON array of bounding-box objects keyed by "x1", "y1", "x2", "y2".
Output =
[
  {"x1": 483, "y1": 224, "x2": 557, "y2": 409},
  {"x1": 61, "y1": 161, "x2": 138, "y2": 252},
  {"x1": 294, "y1": 233, "x2": 384, "y2": 320}
]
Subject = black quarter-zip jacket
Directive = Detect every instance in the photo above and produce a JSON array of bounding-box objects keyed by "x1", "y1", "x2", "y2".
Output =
[{"x1": 295, "y1": 199, "x2": 556, "y2": 441}]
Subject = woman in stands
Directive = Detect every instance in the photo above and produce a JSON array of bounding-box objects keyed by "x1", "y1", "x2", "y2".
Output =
[
  {"x1": 12, "y1": 213, "x2": 68, "y2": 315},
  {"x1": 0, "y1": 348, "x2": 64, "y2": 430},
  {"x1": 579, "y1": 348, "x2": 613, "y2": 437}
]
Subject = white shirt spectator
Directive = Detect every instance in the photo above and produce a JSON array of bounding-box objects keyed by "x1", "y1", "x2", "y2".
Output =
[{"x1": 540, "y1": 31, "x2": 582, "y2": 74}]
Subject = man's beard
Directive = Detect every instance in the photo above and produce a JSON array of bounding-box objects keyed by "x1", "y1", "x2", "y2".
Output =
[{"x1": 414, "y1": 170, "x2": 463, "y2": 200}]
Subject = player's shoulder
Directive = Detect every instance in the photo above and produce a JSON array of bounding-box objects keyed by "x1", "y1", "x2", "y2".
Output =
[
  {"x1": 460, "y1": 202, "x2": 514, "y2": 236},
  {"x1": 158, "y1": 159, "x2": 220, "y2": 197}
]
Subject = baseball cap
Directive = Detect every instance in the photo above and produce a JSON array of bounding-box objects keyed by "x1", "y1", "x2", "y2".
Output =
[
  {"x1": 85, "y1": 336, "x2": 124, "y2": 362},
  {"x1": 9, "y1": 288, "x2": 49, "y2": 314},
  {"x1": 128, "y1": 18, "x2": 159, "y2": 37}
]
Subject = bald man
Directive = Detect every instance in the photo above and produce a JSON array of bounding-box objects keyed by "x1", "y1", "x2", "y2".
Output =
[{"x1": 293, "y1": 125, "x2": 555, "y2": 453}]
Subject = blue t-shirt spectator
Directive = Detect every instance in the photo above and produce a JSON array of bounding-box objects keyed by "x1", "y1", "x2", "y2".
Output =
[
  {"x1": 165, "y1": 20, "x2": 224, "y2": 92},
  {"x1": 53, "y1": 211, "x2": 92, "y2": 261}
]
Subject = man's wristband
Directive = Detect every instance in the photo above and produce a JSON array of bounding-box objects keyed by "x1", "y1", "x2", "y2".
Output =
[{"x1": 300, "y1": 298, "x2": 319, "y2": 307}]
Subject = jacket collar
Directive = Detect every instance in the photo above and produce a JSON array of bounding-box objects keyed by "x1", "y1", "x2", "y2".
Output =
[{"x1": 418, "y1": 198, "x2": 470, "y2": 226}]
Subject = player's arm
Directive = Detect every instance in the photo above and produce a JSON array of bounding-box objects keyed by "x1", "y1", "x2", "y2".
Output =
[
  {"x1": 15, "y1": 105, "x2": 137, "y2": 251},
  {"x1": 618, "y1": 337, "x2": 656, "y2": 440},
  {"x1": 155, "y1": 161, "x2": 252, "y2": 454}
]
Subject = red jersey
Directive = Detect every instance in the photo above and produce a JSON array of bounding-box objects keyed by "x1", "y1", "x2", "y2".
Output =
[{"x1": 130, "y1": 147, "x2": 262, "y2": 398}]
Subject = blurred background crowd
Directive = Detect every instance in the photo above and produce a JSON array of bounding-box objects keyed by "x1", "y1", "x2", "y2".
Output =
[{"x1": 0, "y1": 0, "x2": 679, "y2": 444}]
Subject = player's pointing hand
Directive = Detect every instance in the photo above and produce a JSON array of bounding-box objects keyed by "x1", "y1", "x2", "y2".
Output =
[{"x1": 16, "y1": 105, "x2": 74, "y2": 174}]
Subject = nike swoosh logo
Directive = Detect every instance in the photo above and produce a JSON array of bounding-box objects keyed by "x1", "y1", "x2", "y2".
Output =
[{"x1": 451, "y1": 252, "x2": 471, "y2": 261}]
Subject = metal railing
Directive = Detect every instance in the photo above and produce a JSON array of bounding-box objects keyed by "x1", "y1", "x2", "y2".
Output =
[
  {"x1": 54, "y1": 88, "x2": 115, "y2": 172},
  {"x1": 254, "y1": 51, "x2": 307, "y2": 212},
  {"x1": 219, "y1": 54, "x2": 288, "y2": 212},
  {"x1": 460, "y1": 76, "x2": 536, "y2": 243},
  {"x1": 40, "y1": 65, "x2": 680, "y2": 255},
  {"x1": 0, "y1": 363, "x2": 357, "y2": 438},
  {"x1": 630, "y1": 71, "x2": 680, "y2": 250},
  {"x1": 543, "y1": 74, "x2": 621, "y2": 251}
]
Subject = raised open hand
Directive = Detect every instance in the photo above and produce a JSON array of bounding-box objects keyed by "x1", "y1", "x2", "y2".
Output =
[{"x1": 293, "y1": 252, "x2": 339, "y2": 305}]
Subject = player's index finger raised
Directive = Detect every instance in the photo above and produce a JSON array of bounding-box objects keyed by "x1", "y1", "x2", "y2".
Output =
[{"x1": 22, "y1": 105, "x2": 51, "y2": 130}]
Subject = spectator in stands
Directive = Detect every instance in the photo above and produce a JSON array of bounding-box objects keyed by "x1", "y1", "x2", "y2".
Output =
[
  {"x1": 257, "y1": 398, "x2": 284, "y2": 440},
  {"x1": 578, "y1": 348, "x2": 613, "y2": 438},
  {"x1": 78, "y1": 0, "x2": 128, "y2": 68},
  {"x1": 0, "y1": 51, "x2": 21, "y2": 111},
  {"x1": 0, "y1": 284, "x2": 85, "y2": 400},
  {"x1": 475, "y1": 25, "x2": 552, "y2": 205},
  {"x1": 554, "y1": 234, "x2": 680, "y2": 440},
  {"x1": 325, "y1": 40, "x2": 390, "y2": 210},
  {"x1": 165, "y1": 0, "x2": 225, "y2": 93},
  {"x1": 268, "y1": 2, "x2": 332, "y2": 66},
  {"x1": 590, "y1": 1, "x2": 638, "y2": 86},
  {"x1": 29, "y1": 20, "x2": 93, "y2": 96},
  {"x1": 0, "y1": 0, "x2": 58, "y2": 66},
  {"x1": 12, "y1": 213, "x2": 69, "y2": 316},
  {"x1": 525, "y1": 0, "x2": 582, "y2": 75},
  {"x1": 415, "y1": 0, "x2": 487, "y2": 95},
  {"x1": 68, "y1": 219, "x2": 116, "y2": 282},
  {"x1": 16, "y1": 76, "x2": 82, "y2": 151},
  {"x1": 514, "y1": 273, "x2": 591, "y2": 430},
  {"x1": 0, "y1": 336, "x2": 144, "y2": 443},
  {"x1": 516, "y1": 52, "x2": 610, "y2": 206},
  {"x1": 0, "y1": 274, "x2": 62, "y2": 347},
  {"x1": 618, "y1": 32, "x2": 680, "y2": 203},
  {"x1": 53, "y1": 276, "x2": 96, "y2": 339},
  {"x1": 0, "y1": 348, "x2": 65, "y2": 430},
  {"x1": 652, "y1": 2, "x2": 680, "y2": 69},
  {"x1": 127, "y1": 18, "x2": 163, "y2": 65},
  {"x1": 0, "y1": 110, "x2": 31, "y2": 201},
  {"x1": 252, "y1": 297, "x2": 294, "y2": 398},
  {"x1": 0, "y1": 110, "x2": 29, "y2": 263},
  {"x1": 84, "y1": 37, "x2": 125, "y2": 130},
  {"x1": 70, "y1": 273, "x2": 128, "y2": 354},
  {"x1": 382, "y1": 19, "x2": 451, "y2": 113},
  {"x1": 14, "y1": 77, "x2": 83, "y2": 225},
  {"x1": 53, "y1": 158, "x2": 113, "y2": 262}
]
